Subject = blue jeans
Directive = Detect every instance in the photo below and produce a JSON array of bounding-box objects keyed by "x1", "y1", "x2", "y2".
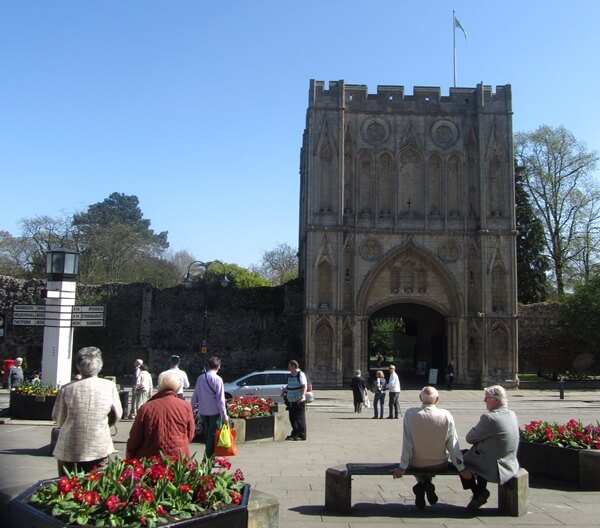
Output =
[{"x1": 373, "y1": 392, "x2": 386, "y2": 417}]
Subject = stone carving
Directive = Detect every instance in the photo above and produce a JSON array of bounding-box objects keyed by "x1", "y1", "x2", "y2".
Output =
[
  {"x1": 361, "y1": 119, "x2": 389, "y2": 145},
  {"x1": 359, "y1": 238, "x2": 382, "y2": 260},
  {"x1": 431, "y1": 120, "x2": 459, "y2": 148},
  {"x1": 438, "y1": 240, "x2": 461, "y2": 262}
]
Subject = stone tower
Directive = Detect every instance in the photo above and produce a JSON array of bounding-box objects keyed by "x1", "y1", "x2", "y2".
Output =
[{"x1": 299, "y1": 80, "x2": 518, "y2": 388}]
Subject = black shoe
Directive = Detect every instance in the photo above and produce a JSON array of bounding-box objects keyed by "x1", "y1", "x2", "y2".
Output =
[
  {"x1": 423, "y1": 482, "x2": 438, "y2": 505},
  {"x1": 412, "y1": 484, "x2": 426, "y2": 510},
  {"x1": 467, "y1": 489, "x2": 490, "y2": 511},
  {"x1": 285, "y1": 435, "x2": 297, "y2": 441},
  {"x1": 296, "y1": 437, "x2": 306, "y2": 441},
  {"x1": 379, "y1": 416, "x2": 383, "y2": 419},
  {"x1": 372, "y1": 416, "x2": 378, "y2": 419},
  {"x1": 387, "y1": 416, "x2": 394, "y2": 419}
]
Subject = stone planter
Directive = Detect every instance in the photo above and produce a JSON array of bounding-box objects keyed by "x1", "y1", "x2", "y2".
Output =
[
  {"x1": 518, "y1": 441, "x2": 600, "y2": 489},
  {"x1": 233, "y1": 415, "x2": 276, "y2": 443},
  {"x1": 9, "y1": 391, "x2": 57, "y2": 420},
  {"x1": 9, "y1": 480, "x2": 250, "y2": 527}
]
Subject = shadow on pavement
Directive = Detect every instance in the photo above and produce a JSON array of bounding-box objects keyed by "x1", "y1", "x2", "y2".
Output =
[{"x1": 0, "y1": 445, "x2": 52, "y2": 456}]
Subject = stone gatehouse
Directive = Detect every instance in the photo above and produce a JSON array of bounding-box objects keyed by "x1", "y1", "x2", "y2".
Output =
[{"x1": 299, "y1": 80, "x2": 517, "y2": 388}]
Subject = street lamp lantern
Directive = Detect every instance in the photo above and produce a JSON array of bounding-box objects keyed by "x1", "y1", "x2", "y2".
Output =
[
  {"x1": 46, "y1": 248, "x2": 80, "y2": 281},
  {"x1": 183, "y1": 260, "x2": 229, "y2": 354}
]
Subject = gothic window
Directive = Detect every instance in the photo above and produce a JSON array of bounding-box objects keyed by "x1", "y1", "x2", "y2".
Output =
[
  {"x1": 428, "y1": 154, "x2": 442, "y2": 215},
  {"x1": 319, "y1": 141, "x2": 334, "y2": 212},
  {"x1": 378, "y1": 153, "x2": 393, "y2": 216},
  {"x1": 447, "y1": 154, "x2": 461, "y2": 216},
  {"x1": 491, "y1": 263, "x2": 507, "y2": 312},
  {"x1": 318, "y1": 261, "x2": 333, "y2": 309},
  {"x1": 488, "y1": 154, "x2": 504, "y2": 216},
  {"x1": 315, "y1": 323, "x2": 334, "y2": 369},
  {"x1": 467, "y1": 138, "x2": 479, "y2": 217},
  {"x1": 399, "y1": 148, "x2": 422, "y2": 214},
  {"x1": 489, "y1": 326, "x2": 509, "y2": 373},
  {"x1": 359, "y1": 152, "x2": 373, "y2": 214}
]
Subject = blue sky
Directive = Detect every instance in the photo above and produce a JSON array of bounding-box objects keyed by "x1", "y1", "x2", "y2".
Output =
[{"x1": 1, "y1": 1, "x2": 599, "y2": 268}]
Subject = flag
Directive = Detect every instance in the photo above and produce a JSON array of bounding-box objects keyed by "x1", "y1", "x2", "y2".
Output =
[{"x1": 454, "y1": 15, "x2": 467, "y2": 40}]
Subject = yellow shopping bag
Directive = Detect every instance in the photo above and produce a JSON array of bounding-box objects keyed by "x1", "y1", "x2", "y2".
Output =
[{"x1": 217, "y1": 423, "x2": 232, "y2": 448}]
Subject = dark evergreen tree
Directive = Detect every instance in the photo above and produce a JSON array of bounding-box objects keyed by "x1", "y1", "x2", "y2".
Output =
[{"x1": 515, "y1": 163, "x2": 550, "y2": 303}]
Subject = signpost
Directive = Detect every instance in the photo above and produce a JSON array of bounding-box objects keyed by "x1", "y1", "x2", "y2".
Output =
[{"x1": 12, "y1": 305, "x2": 106, "y2": 328}]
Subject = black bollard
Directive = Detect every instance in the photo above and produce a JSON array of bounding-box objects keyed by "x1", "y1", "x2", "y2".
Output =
[{"x1": 559, "y1": 378, "x2": 565, "y2": 400}]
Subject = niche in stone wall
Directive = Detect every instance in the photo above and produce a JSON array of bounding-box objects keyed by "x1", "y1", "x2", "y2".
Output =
[
  {"x1": 359, "y1": 151, "x2": 373, "y2": 215},
  {"x1": 467, "y1": 323, "x2": 481, "y2": 372},
  {"x1": 491, "y1": 263, "x2": 507, "y2": 313},
  {"x1": 314, "y1": 321, "x2": 334, "y2": 371},
  {"x1": 467, "y1": 242, "x2": 481, "y2": 313},
  {"x1": 447, "y1": 154, "x2": 462, "y2": 216},
  {"x1": 467, "y1": 130, "x2": 479, "y2": 218},
  {"x1": 489, "y1": 323, "x2": 509, "y2": 375},
  {"x1": 378, "y1": 152, "x2": 393, "y2": 217},
  {"x1": 488, "y1": 153, "x2": 505, "y2": 217},
  {"x1": 399, "y1": 147, "x2": 422, "y2": 215},
  {"x1": 342, "y1": 324, "x2": 353, "y2": 379},
  {"x1": 428, "y1": 153, "x2": 442, "y2": 216},
  {"x1": 344, "y1": 127, "x2": 354, "y2": 215},
  {"x1": 318, "y1": 130, "x2": 335, "y2": 213}
]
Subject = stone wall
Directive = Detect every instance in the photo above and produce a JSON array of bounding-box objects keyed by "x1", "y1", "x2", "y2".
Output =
[
  {"x1": 0, "y1": 276, "x2": 303, "y2": 384},
  {"x1": 0, "y1": 275, "x2": 593, "y2": 385},
  {"x1": 517, "y1": 302, "x2": 591, "y2": 374}
]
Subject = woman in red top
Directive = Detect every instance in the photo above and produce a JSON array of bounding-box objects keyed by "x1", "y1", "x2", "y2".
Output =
[{"x1": 126, "y1": 370, "x2": 195, "y2": 460}]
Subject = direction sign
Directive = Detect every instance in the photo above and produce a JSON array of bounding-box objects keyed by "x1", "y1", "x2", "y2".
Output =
[
  {"x1": 72, "y1": 306, "x2": 105, "y2": 313},
  {"x1": 13, "y1": 319, "x2": 46, "y2": 326},
  {"x1": 72, "y1": 320, "x2": 105, "y2": 327},
  {"x1": 12, "y1": 304, "x2": 106, "y2": 327}
]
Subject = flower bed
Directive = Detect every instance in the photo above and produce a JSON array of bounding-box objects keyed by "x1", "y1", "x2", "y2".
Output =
[
  {"x1": 225, "y1": 397, "x2": 286, "y2": 443},
  {"x1": 519, "y1": 420, "x2": 600, "y2": 489},
  {"x1": 10, "y1": 382, "x2": 59, "y2": 420},
  {"x1": 10, "y1": 453, "x2": 249, "y2": 528}
]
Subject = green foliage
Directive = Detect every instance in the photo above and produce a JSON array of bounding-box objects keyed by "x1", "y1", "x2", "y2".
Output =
[
  {"x1": 255, "y1": 243, "x2": 298, "y2": 285},
  {"x1": 561, "y1": 273, "x2": 600, "y2": 354},
  {"x1": 515, "y1": 163, "x2": 550, "y2": 303},
  {"x1": 369, "y1": 317, "x2": 406, "y2": 355},
  {"x1": 515, "y1": 125, "x2": 600, "y2": 294}
]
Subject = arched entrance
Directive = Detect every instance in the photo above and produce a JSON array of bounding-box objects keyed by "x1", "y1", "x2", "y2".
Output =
[{"x1": 368, "y1": 303, "x2": 447, "y2": 388}]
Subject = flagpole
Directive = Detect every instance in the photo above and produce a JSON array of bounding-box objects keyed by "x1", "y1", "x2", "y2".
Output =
[{"x1": 453, "y1": 9, "x2": 457, "y2": 87}]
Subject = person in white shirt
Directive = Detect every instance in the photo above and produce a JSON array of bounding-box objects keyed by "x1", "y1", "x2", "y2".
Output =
[
  {"x1": 167, "y1": 355, "x2": 190, "y2": 399},
  {"x1": 128, "y1": 359, "x2": 143, "y2": 418},
  {"x1": 132, "y1": 363, "x2": 153, "y2": 417},
  {"x1": 392, "y1": 386, "x2": 471, "y2": 509},
  {"x1": 387, "y1": 364, "x2": 402, "y2": 419}
]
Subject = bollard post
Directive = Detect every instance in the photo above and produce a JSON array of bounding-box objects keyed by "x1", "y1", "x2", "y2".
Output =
[{"x1": 559, "y1": 377, "x2": 565, "y2": 400}]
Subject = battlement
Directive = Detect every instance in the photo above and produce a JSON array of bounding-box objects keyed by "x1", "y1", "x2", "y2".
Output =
[{"x1": 309, "y1": 79, "x2": 511, "y2": 113}]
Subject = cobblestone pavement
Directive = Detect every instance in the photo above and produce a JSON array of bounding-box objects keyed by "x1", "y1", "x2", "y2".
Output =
[{"x1": 2, "y1": 387, "x2": 600, "y2": 527}]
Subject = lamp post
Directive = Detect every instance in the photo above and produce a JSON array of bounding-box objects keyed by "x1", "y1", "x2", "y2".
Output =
[
  {"x1": 42, "y1": 248, "x2": 80, "y2": 387},
  {"x1": 183, "y1": 260, "x2": 229, "y2": 354}
]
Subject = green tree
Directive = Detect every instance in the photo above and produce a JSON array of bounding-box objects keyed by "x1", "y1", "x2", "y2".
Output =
[
  {"x1": 255, "y1": 243, "x2": 298, "y2": 285},
  {"x1": 369, "y1": 317, "x2": 406, "y2": 355},
  {"x1": 72, "y1": 193, "x2": 169, "y2": 284},
  {"x1": 515, "y1": 125, "x2": 599, "y2": 294},
  {"x1": 515, "y1": 163, "x2": 550, "y2": 303},
  {"x1": 0, "y1": 230, "x2": 34, "y2": 277},
  {"x1": 561, "y1": 273, "x2": 600, "y2": 356}
]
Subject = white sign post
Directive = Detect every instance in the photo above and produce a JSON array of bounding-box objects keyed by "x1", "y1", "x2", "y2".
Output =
[{"x1": 42, "y1": 281, "x2": 77, "y2": 387}]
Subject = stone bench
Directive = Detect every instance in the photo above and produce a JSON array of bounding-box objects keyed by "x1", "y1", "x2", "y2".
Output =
[{"x1": 325, "y1": 463, "x2": 529, "y2": 516}]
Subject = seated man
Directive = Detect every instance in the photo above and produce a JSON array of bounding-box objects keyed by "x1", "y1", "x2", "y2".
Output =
[
  {"x1": 461, "y1": 385, "x2": 520, "y2": 511},
  {"x1": 392, "y1": 386, "x2": 471, "y2": 509}
]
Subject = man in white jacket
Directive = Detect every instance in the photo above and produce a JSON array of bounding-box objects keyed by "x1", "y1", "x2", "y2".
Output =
[
  {"x1": 387, "y1": 365, "x2": 402, "y2": 419},
  {"x1": 392, "y1": 386, "x2": 471, "y2": 509}
]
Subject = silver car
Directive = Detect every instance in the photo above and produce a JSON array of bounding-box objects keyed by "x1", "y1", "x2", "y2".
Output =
[{"x1": 223, "y1": 370, "x2": 314, "y2": 403}]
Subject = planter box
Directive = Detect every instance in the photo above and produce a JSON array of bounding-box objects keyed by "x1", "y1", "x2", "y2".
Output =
[
  {"x1": 518, "y1": 441, "x2": 600, "y2": 489},
  {"x1": 233, "y1": 415, "x2": 275, "y2": 444},
  {"x1": 9, "y1": 392, "x2": 57, "y2": 420},
  {"x1": 9, "y1": 480, "x2": 250, "y2": 528}
]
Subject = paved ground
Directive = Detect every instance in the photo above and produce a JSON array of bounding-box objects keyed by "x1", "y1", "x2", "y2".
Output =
[{"x1": 2, "y1": 386, "x2": 600, "y2": 527}]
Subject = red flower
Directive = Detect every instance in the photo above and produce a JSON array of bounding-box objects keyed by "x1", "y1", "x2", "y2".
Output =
[
  {"x1": 105, "y1": 495, "x2": 121, "y2": 512},
  {"x1": 57, "y1": 476, "x2": 71, "y2": 494},
  {"x1": 233, "y1": 468, "x2": 244, "y2": 482},
  {"x1": 178, "y1": 483, "x2": 191, "y2": 493},
  {"x1": 156, "y1": 504, "x2": 166, "y2": 516},
  {"x1": 229, "y1": 490, "x2": 242, "y2": 504},
  {"x1": 83, "y1": 490, "x2": 101, "y2": 505}
]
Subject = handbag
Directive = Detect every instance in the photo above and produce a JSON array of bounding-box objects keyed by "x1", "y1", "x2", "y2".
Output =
[{"x1": 214, "y1": 423, "x2": 237, "y2": 456}]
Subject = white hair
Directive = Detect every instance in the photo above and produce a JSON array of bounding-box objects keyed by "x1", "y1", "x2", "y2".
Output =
[
  {"x1": 420, "y1": 386, "x2": 439, "y2": 404},
  {"x1": 484, "y1": 385, "x2": 507, "y2": 404}
]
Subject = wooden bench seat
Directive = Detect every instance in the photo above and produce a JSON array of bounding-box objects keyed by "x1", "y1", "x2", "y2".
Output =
[{"x1": 325, "y1": 463, "x2": 529, "y2": 516}]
